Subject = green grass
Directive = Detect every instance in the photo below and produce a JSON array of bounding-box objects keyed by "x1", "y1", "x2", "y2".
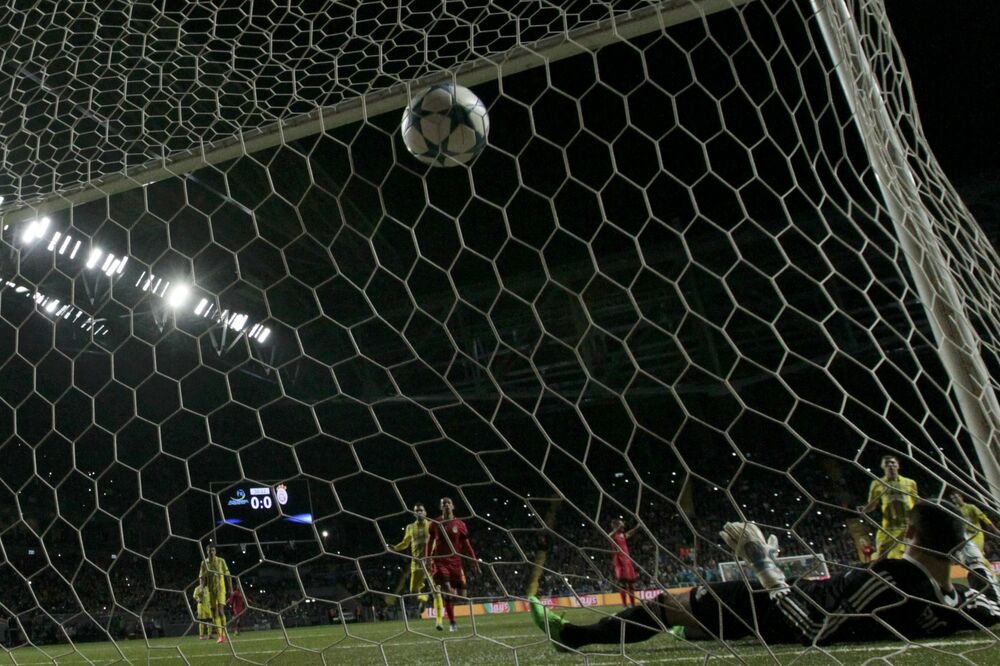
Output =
[{"x1": 1, "y1": 610, "x2": 998, "y2": 665}]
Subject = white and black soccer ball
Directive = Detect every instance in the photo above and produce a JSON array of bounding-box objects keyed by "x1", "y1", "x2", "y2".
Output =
[{"x1": 401, "y1": 84, "x2": 489, "y2": 167}]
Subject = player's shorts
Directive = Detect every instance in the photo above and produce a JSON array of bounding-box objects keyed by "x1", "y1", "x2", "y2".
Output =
[
  {"x1": 207, "y1": 584, "x2": 227, "y2": 607},
  {"x1": 686, "y1": 581, "x2": 795, "y2": 643},
  {"x1": 409, "y1": 562, "x2": 429, "y2": 593},
  {"x1": 431, "y1": 558, "x2": 467, "y2": 588},
  {"x1": 196, "y1": 605, "x2": 213, "y2": 620},
  {"x1": 875, "y1": 526, "x2": 907, "y2": 560},
  {"x1": 613, "y1": 556, "x2": 637, "y2": 583}
]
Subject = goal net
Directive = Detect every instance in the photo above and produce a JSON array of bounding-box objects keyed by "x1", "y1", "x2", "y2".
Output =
[
  {"x1": 719, "y1": 553, "x2": 830, "y2": 582},
  {"x1": 1, "y1": 0, "x2": 998, "y2": 662}
]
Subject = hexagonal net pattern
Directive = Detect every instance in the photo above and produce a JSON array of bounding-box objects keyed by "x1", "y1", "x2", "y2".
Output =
[{"x1": 1, "y1": 0, "x2": 999, "y2": 663}]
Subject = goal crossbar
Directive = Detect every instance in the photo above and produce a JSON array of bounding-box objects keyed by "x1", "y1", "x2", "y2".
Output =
[{"x1": 0, "y1": 0, "x2": 750, "y2": 227}]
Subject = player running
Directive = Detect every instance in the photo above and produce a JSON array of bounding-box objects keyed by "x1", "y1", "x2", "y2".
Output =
[
  {"x1": 425, "y1": 497, "x2": 480, "y2": 632},
  {"x1": 608, "y1": 519, "x2": 640, "y2": 607},
  {"x1": 394, "y1": 503, "x2": 445, "y2": 627},
  {"x1": 859, "y1": 455, "x2": 918, "y2": 559},
  {"x1": 530, "y1": 501, "x2": 1000, "y2": 651},
  {"x1": 199, "y1": 544, "x2": 230, "y2": 643}
]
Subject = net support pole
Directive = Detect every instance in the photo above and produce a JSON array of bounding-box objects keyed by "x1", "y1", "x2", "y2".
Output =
[{"x1": 812, "y1": 0, "x2": 1000, "y2": 498}]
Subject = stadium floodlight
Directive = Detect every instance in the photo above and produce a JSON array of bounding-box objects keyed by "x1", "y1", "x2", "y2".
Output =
[
  {"x1": 167, "y1": 284, "x2": 190, "y2": 309},
  {"x1": 86, "y1": 248, "x2": 102, "y2": 269},
  {"x1": 21, "y1": 217, "x2": 50, "y2": 244}
]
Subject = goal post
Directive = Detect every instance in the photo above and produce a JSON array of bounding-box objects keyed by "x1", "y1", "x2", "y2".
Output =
[{"x1": 812, "y1": 0, "x2": 1000, "y2": 498}]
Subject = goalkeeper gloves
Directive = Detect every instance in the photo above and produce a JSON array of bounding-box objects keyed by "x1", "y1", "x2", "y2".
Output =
[{"x1": 720, "y1": 522, "x2": 788, "y2": 591}]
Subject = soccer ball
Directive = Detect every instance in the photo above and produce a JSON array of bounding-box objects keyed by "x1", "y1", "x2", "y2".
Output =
[{"x1": 401, "y1": 84, "x2": 489, "y2": 167}]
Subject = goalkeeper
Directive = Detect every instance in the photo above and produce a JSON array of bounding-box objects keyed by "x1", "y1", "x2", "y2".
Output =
[{"x1": 530, "y1": 501, "x2": 1000, "y2": 650}]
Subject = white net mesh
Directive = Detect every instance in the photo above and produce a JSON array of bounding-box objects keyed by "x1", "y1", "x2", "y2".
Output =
[{"x1": 1, "y1": 0, "x2": 999, "y2": 662}]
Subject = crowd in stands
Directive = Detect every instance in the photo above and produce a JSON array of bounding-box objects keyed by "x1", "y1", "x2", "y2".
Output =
[{"x1": 1, "y1": 461, "x2": 995, "y2": 647}]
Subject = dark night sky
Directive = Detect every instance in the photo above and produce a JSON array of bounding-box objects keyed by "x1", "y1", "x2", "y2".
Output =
[{"x1": 886, "y1": 1, "x2": 999, "y2": 181}]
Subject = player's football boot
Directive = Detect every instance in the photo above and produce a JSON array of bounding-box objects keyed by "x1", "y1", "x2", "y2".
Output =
[
  {"x1": 528, "y1": 596, "x2": 569, "y2": 652},
  {"x1": 216, "y1": 635, "x2": 227, "y2": 644},
  {"x1": 449, "y1": 623, "x2": 458, "y2": 632}
]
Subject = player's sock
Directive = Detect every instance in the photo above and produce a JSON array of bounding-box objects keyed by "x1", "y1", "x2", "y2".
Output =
[
  {"x1": 619, "y1": 590, "x2": 628, "y2": 607},
  {"x1": 558, "y1": 604, "x2": 661, "y2": 649},
  {"x1": 198, "y1": 623, "x2": 205, "y2": 638},
  {"x1": 216, "y1": 615, "x2": 225, "y2": 637},
  {"x1": 444, "y1": 598, "x2": 455, "y2": 623},
  {"x1": 629, "y1": 587, "x2": 637, "y2": 606},
  {"x1": 434, "y1": 593, "x2": 444, "y2": 625}
]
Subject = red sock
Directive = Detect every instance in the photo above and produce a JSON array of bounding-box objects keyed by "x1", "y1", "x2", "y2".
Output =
[
  {"x1": 629, "y1": 588, "x2": 637, "y2": 606},
  {"x1": 445, "y1": 599, "x2": 455, "y2": 622},
  {"x1": 619, "y1": 590, "x2": 628, "y2": 606}
]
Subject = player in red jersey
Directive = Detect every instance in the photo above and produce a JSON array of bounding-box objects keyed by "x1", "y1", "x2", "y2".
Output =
[
  {"x1": 609, "y1": 519, "x2": 640, "y2": 607},
  {"x1": 226, "y1": 580, "x2": 246, "y2": 636},
  {"x1": 425, "y1": 497, "x2": 480, "y2": 632}
]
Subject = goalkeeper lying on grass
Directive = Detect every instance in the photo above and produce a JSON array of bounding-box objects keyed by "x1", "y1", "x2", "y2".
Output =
[{"x1": 530, "y1": 501, "x2": 1000, "y2": 650}]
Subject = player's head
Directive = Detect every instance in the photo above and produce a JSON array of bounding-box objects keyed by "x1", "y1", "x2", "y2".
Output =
[
  {"x1": 948, "y1": 489, "x2": 966, "y2": 506},
  {"x1": 413, "y1": 503, "x2": 427, "y2": 520},
  {"x1": 906, "y1": 501, "x2": 966, "y2": 560},
  {"x1": 207, "y1": 545, "x2": 216, "y2": 558},
  {"x1": 880, "y1": 455, "x2": 900, "y2": 478},
  {"x1": 440, "y1": 497, "x2": 454, "y2": 517},
  {"x1": 612, "y1": 519, "x2": 625, "y2": 532}
]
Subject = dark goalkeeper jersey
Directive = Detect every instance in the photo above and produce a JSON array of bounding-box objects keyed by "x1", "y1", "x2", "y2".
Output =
[{"x1": 771, "y1": 555, "x2": 1000, "y2": 644}]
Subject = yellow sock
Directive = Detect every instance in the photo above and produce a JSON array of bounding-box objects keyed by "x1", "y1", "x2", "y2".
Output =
[
  {"x1": 216, "y1": 615, "x2": 225, "y2": 637},
  {"x1": 198, "y1": 622, "x2": 205, "y2": 637},
  {"x1": 433, "y1": 594, "x2": 444, "y2": 624}
]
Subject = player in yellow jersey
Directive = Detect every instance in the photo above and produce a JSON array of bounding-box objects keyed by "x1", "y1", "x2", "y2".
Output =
[
  {"x1": 950, "y1": 489, "x2": 999, "y2": 562},
  {"x1": 860, "y1": 456, "x2": 918, "y2": 560},
  {"x1": 199, "y1": 545, "x2": 231, "y2": 643},
  {"x1": 192, "y1": 582, "x2": 213, "y2": 640},
  {"x1": 394, "y1": 503, "x2": 444, "y2": 628}
]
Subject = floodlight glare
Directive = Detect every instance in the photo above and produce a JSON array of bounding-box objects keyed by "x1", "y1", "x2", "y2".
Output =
[
  {"x1": 86, "y1": 248, "x2": 102, "y2": 268},
  {"x1": 21, "y1": 217, "x2": 49, "y2": 244},
  {"x1": 167, "y1": 284, "x2": 190, "y2": 308}
]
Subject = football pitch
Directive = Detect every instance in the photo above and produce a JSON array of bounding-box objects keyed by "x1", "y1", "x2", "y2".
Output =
[{"x1": 1, "y1": 611, "x2": 998, "y2": 665}]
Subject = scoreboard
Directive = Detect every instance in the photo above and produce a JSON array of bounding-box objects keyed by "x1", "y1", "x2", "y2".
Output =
[{"x1": 213, "y1": 479, "x2": 313, "y2": 544}]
